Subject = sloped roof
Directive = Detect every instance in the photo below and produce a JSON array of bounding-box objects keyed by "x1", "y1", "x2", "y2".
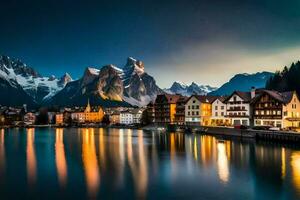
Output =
[
  {"x1": 224, "y1": 91, "x2": 251, "y2": 102},
  {"x1": 188, "y1": 95, "x2": 217, "y2": 104},
  {"x1": 165, "y1": 94, "x2": 181, "y2": 104},
  {"x1": 251, "y1": 90, "x2": 295, "y2": 104},
  {"x1": 211, "y1": 96, "x2": 227, "y2": 104}
]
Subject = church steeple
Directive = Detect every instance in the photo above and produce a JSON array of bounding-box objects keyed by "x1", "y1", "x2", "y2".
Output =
[{"x1": 85, "y1": 98, "x2": 91, "y2": 113}]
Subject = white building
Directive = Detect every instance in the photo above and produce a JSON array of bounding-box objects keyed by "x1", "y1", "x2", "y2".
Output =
[
  {"x1": 211, "y1": 97, "x2": 230, "y2": 126},
  {"x1": 224, "y1": 91, "x2": 252, "y2": 126},
  {"x1": 185, "y1": 95, "x2": 215, "y2": 126},
  {"x1": 120, "y1": 109, "x2": 143, "y2": 125}
]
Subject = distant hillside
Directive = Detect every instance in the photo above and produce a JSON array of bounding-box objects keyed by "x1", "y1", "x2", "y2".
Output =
[
  {"x1": 164, "y1": 81, "x2": 217, "y2": 96},
  {"x1": 210, "y1": 71, "x2": 274, "y2": 95},
  {"x1": 266, "y1": 61, "x2": 300, "y2": 94}
]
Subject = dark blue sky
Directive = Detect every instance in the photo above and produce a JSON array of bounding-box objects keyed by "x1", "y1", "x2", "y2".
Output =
[{"x1": 2, "y1": 0, "x2": 300, "y2": 87}]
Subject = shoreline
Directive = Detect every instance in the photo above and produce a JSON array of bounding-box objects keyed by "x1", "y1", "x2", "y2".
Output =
[{"x1": 1, "y1": 124, "x2": 300, "y2": 143}]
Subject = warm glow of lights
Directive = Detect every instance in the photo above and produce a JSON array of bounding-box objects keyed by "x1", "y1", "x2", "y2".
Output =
[
  {"x1": 55, "y1": 128, "x2": 67, "y2": 187},
  {"x1": 26, "y1": 128, "x2": 36, "y2": 186},
  {"x1": 127, "y1": 130, "x2": 148, "y2": 199},
  {"x1": 0, "y1": 129, "x2": 5, "y2": 175},
  {"x1": 99, "y1": 128, "x2": 106, "y2": 171},
  {"x1": 217, "y1": 142, "x2": 229, "y2": 183},
  {"x1": 291, "y1": 151, "x2": 300, "y2": 193},
  {"x1": 82, "y1": 128, "x2": 100, "y2": 199},
  {"x1": 281, "y1": 148, "x2": 286, "y2": 180},
  {"x1": 194, "y1": 137, "x2": 198, "y2": 161}
]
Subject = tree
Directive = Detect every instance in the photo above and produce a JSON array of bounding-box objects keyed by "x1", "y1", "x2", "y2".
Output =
[
  {"x1": 36, "y1": 108, "x2": 49, "y2": 125},
  {"x1": 140, "y1": 109, "x2": 151, "y2": 126}
]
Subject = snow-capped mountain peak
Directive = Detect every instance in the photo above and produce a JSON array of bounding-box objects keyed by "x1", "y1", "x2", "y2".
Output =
[{"x1": 165, "y1": 81, "x2": 217, "y2": 96}]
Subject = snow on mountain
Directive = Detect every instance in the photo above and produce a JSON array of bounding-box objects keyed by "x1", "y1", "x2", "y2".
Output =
[
  {"x1": 0, "y1": 55, "x2": 72, "y2": 103},
  {"x1": 165, "y1": 81, "x2": 217, "y2": 96}
]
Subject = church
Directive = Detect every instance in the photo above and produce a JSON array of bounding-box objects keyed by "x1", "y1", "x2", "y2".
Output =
[{"x1": 71, "y1": 99, "x2": 105, "y2": 123}]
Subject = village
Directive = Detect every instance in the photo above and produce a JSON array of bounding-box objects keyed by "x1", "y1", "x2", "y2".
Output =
[{"x1": 1, "y1": 87, "x2": 300, "y2": 133}]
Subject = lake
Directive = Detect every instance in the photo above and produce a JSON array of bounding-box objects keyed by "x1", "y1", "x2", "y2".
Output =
[{"x1": 0, "y1": 128, "x2": 299, "y2": 200}]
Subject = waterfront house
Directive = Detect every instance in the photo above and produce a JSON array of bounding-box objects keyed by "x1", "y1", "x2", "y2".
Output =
[
  {"x1": 154, "y1": 94, "x2": 181, "y2": 124},
  {"x1": 211, "y1": 96, "x2": 230, "y2": 126},
  {"x1": 71, "y1": 99, "x2": 104, "y2": 123},
  {"x1": 185, "y1": 95, "x2": 216, "y2": 126},
  {"x1": 252, "y1": 90, "x2": 300, "y2": 129},
  {"x1": 146, "y1": 101, "x2": 155, "y2": 123},
  {"x1": 110, "y1": 111, "x2": 121, "y2": 124},
  {"x1": 174, "y1": 96, "x2": 188, "y2": 125},
  {"x1": 120, "y1": 109, "x2": 143, "y2": 125},
  {"x1": 224, "y1": 91, "x2": 252, "y2": 126},
  {"x1": 23, "y1": 112, "x2": 36, "y2": 125},
  {"x1": 55, "y1": 113, "x2": 64, "y2": 125}
]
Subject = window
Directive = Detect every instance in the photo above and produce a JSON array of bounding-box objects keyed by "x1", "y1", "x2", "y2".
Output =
[
  {"x1": 221, "y1": 112, "x2": 224, "y2": 116},
  {"x1": 193, "y1": 100, "x2": 195, "y2": 103},
  {"x1": 196, "y1": 105, "x2": 199, "y2": 109},
  {"x1": 192, "y1": 111, "x2": 194, "y2": 115},
  {"x1": 196, "y1": 111, "x2": 199, "y2": 115},
  {"x1": 215, "y1": 106, "x2": 218, "y2": 110},
  {"x1": 192, "y1": 105, "x2": 194, "y2": 109},
  {"x1": 221, "y1": 106, "x2": 224, "y2": 110},
  {"x1": 215, "y1": 112, "x2": 218, "y2": 116},
  {"x1": 188, "y1": 106, "x2": 190, "y2": 109},
  {"x1": 255, "y1": 110, "x2": 259, "y2": 115},
  {"x1": 188, "y1": 111, "x2": 190, "y2": 116},
  {"x1": 233, "y1": 96, "x2": 237, "y2": 101}
]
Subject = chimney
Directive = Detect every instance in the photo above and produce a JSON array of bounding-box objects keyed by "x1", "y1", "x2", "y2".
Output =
[{"x1": 251, "y1": 87, "x2": 256, "y2": 99}]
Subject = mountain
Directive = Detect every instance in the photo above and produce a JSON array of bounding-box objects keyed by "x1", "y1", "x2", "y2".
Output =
[
  {"x1": 0, "y1": 55, "x2": 72, "y2": 104},
  {"x1": 164, "y1": 81, "x2": 217, "y2": 96},
  {"x1": 47, "y1": 57, "x2": 162, "y2": 107},
  {"x1": 209, "y1": 71, "x2": 274, "y2": 96}
]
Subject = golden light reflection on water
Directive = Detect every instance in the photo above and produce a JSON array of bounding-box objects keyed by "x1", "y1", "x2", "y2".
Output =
[
  {"x1": 0, "y1": 129, "x2": 5, "y2": 176},
  {"x1": 127, "y1": 130, "x2": 148, "y2": 199},
  {"x1": 291, "y1": 151, "x2": 300, "y2": 193},
  {"x1": 217, "y1": 142, "x2": 230, "y2": 183},
  {"x1": 282, "y1": 148, "x2": 286, "y2": 180},
  {"x1": 82, "y1": 128, "x2": 100, "y2": 199},
  {"x1": 26, "y1": 128, "x2": 36, "y2": 186},
  {"x1": 55, "y1": 128, "x2": 67, "y2": 187}
]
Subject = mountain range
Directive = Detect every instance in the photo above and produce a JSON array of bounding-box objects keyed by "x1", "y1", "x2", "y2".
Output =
[
  {"x1": 209, "y1": 71, "x2": 274, "y2": 96},
  {"x1": 164, "y1": 82, "x2": 217, "y2": 96},
  {"x1": 0, "y1": 55, "x2": 274, "y2": 108}
]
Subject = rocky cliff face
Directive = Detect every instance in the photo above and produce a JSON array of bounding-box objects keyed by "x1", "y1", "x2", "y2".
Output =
[{"x1": 48, "y1": 57, "x2": 162, "y2": 107}]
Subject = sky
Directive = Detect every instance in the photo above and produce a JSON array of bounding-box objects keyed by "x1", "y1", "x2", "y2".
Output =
[{"x1": 1, "y1": 0, "x2": 300, "y2": 88}]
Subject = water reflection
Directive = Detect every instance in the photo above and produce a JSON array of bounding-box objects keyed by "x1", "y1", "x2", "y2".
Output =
[
  {"x1": 1, "y1": 128, "x2": 300, "y2": 199},
  {"x1": 0, "y1": 129, "x2": 5, "y2": 176},
  {"x1": 55, "y1": 128, "x2": 67, "y2": 187},
  {"x1": 82, "y1": 128, "x2": 100, "y2": 199},
  {"x1": 217, "y1": 141, "x2": 230, "y2": 183},
  {"x1": 26, "y1": 128, "x2": 36, "y2": 186},
  {"x1": 291, "y1": 151, "x2": 300, "y2": 193}
]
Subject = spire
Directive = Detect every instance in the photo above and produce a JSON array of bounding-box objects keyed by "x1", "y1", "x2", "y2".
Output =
[{"x1": 85, "y1": 98, "x2": 91, "y2": 113}]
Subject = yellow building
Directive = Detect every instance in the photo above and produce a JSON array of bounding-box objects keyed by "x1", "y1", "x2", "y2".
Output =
[
  {"x1": 71, "y1": 99, "x2": 105, "y2": 123},
  {"x1": 185, "y1": 95, "x2": 216, "y2": 126},
  {"x1": 55, "y1": 114, "x2": 64, "y2": 125},
  {"x1": 282, "y1": 91, "x2": 300, "y2": 130}
]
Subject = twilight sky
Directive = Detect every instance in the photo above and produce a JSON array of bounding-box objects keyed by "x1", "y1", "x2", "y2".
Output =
[{"x1": 1, "y1": 0, "x2": 300, "y2": 87}]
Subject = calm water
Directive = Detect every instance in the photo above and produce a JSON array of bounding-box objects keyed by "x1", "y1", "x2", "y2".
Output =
[{"x1": 0, "y1": 128, "x2": 300, "y2": 200}]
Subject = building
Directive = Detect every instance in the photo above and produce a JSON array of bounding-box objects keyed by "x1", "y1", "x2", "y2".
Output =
[
  {"x1": 211, "y1": 96, "x2": 230, "y2": 126},
  {"x1": 71, "y1": 100, "x2": 104, "y2": 123},
  {"x1": 146, "y1": 102, "x2": 155, "y2": 123},
  {"x1": 185, "y1": 95, "x2": 216, "y2": 126},
  {"x1": 252, "y1": 90, "x2": 300, "y2": 129},
  {"x1": 55, "y1": 113, "x2": 64, "y2": 125},
  {"x1": 120, "y1": 109, "x2": 143, "y2": 125},
  {"x1": 110, "y1": 111, "x2": 120, "y2": 124},
  {"x1": 23, "y1": 112, "x2": 36, "y2": 125},
  {"x1": 224, "y1": 91, "x2": 252, "y2": 126},
  {"x1": 174, "y1": 96, "x2": 188, "y2": 125},
  {"x1": 154, "y1": 94, "x2": 181, "y2": 124}
]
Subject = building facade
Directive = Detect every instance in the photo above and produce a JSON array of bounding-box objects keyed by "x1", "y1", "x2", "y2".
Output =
[
  {"x1": 71, "y1": 100, "x2": 104, "y2": 123},
  {"x1": 174, "y1": 96, "x2": 188, "y2": 125},
  {"x1": 185, "y1": 95, "x2": 215, "y2": 126},
  {"x1": 120, "y1": 109, "x2": 142, "y2": 124},
  {"x1": 154, "y1": 94, "x2": 180, "y2": 124},
  {"x1": 211, "y1": 97, "x2": 230, "y2": 126},
  {"x1": 224, "y1": 91, "x2": 252, "y2": 126}
]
